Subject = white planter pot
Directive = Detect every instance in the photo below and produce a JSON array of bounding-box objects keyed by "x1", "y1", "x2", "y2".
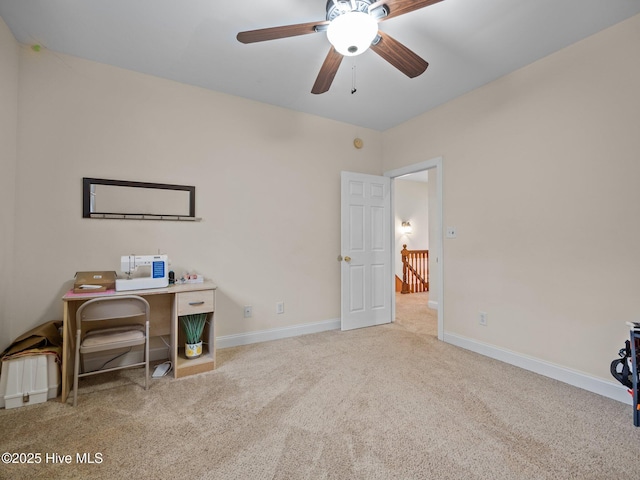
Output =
[{"x1": 185, "y1": 341, "x2": 202, "y2": 359}]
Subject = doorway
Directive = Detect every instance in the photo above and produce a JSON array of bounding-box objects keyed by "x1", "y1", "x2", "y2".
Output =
[{"x1": 384, "y1": 157, "x2": 443, "y2": 340}]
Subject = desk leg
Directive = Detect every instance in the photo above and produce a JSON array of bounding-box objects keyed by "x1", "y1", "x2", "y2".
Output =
[
  {"x1": 61, "y1": 302, "x2": 71, "y2": 404},
  {"x1": 171, "y1": 296, "x2": 177, "y2": 377}
]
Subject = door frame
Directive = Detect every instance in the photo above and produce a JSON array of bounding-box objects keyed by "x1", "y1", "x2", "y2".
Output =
[{"x1": 384, "y1": 156, "x2": 444, "y2": 341}]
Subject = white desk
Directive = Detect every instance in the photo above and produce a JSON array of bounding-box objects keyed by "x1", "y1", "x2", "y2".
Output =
[{"x1": 61, "y1": 281, "x2": 217, "y2": 403}]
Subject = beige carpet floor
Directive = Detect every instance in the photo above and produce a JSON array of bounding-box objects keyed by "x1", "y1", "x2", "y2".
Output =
[
  {"x1": 394, "y1": 292, "x2": 437, "y2": 337},
  {"x1": 0, "y1": 321, "x2": 638, "y2": 479}
]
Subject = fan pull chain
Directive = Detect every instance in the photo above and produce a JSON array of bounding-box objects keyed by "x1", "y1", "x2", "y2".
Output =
[{"x1": 351, "y1": 64, "x2": 357, "y2": 94}]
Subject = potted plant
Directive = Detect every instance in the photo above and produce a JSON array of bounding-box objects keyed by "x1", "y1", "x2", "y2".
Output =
[{"x1": 180, "y1": 313, "x2": 207, "y2": 359}]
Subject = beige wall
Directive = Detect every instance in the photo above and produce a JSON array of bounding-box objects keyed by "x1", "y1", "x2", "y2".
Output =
[
  {"x1": 383, "y1": 14, "x2": 640, "y2": 381},
  {"x1": 0, "y1": 17, "x2": 18, "y2": 350},
  {"x1": 2, "y1": 45, "x2": 382, "y2": 352}
]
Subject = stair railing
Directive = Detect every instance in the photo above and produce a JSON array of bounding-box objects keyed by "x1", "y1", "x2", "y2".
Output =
[{"x1": 401, "y1": 244, "x2": 429, "y2": 294}]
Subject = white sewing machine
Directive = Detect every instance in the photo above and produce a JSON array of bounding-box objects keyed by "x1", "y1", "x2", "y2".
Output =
[{"x1": 115, "y1": 254, "x2": 169, "y2": 291}]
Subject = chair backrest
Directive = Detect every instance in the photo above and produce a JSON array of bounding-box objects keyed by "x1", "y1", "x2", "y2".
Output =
[{"x1": 77, "y1": 295, "x2": 150, "y2": 326}]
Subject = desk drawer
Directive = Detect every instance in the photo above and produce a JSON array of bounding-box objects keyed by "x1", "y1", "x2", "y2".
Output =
[{"x1": 177, "y1": 290, "x2": 214, "y2": 316}]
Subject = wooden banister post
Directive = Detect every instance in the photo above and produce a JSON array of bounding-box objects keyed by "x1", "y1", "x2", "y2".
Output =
[{"x1": 401, "y1": 244, "x2": 410, "y2": 294}]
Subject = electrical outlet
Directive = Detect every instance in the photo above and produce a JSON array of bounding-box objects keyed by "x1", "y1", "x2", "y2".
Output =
[
  {"x1": 479, "y1": 312, "x2": 488, "y2": 326},
  {"x1": 244, "y1": 305, "x2": 252, "y2": 318},
  {"x1": 276, "y1": 302, "x2": 284, "y2": 314}
]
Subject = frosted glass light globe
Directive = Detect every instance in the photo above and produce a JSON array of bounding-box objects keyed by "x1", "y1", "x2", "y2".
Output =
[{"x1": 327, "y1": 11, "x2": 378, "y2": 57}]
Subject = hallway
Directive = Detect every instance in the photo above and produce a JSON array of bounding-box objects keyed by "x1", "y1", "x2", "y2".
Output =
[{"x1": 394, "y1": 291, "x2": 437, "y2": 337}]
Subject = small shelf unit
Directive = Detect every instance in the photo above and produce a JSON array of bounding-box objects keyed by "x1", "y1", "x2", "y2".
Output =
[{"x1": 173, "y1": 288, "x2": 216, "y2": 379}]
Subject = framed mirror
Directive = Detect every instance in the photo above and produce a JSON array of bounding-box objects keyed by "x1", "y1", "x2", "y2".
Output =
[{"x1": 83, "y1": 178, "x2": 198, "y2": 221}]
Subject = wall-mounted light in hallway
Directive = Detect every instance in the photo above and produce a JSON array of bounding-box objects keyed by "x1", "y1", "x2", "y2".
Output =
[{"x1": 401, "y1": 221, "x2": 413, "y2": 235}]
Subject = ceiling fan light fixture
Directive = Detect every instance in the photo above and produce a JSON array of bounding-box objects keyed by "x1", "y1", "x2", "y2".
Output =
[{"x1": 326, "y1": 11, "x2": 378, "y2": 57}]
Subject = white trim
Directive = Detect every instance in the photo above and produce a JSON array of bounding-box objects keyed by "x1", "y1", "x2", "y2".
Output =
[
  {"x1": 444, "y1": 332, "x2": 632, "y2": 405},
  {"x1": 384, "y1": 157, "x2": 442, "y2": 179},
  {"x1": 389, "y1": 181, "x2": 397, "y2": 324},
  {"x1": 427, "y1": 300, "x2": 438, "y2": 310},
  {"x1": 385, "y1": 157, "x2": 444, "y2": 341},
  {"x1": 217, "y1": 318, "x2": 340, "y2": 349}
]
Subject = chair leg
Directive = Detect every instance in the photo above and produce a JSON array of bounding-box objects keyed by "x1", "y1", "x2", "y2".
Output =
[
  {"x1": 73, "y1": 331, "x2": 81, "y2": 407},
  {"x1": 144, "y1": 322, "x2": 149, "y2": 390}
]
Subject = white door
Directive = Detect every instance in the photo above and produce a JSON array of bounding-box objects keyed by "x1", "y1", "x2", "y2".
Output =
[{"x1": 340, "y1": 171, "x2": 392, "y2": 331}]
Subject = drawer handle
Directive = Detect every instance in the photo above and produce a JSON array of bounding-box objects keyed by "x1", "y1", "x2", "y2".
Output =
[{"x1": 188, "y1": 301, "x2": 205, "y2": 306}]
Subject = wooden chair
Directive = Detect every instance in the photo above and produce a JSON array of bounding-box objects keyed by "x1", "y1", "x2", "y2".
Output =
[{"x1": 72, "y1": 295, "x2": 150, "y2": 406}]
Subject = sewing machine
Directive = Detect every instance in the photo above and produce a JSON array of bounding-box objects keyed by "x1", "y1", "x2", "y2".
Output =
[{"x1": 115, "y1": 254, "x2": 169, "y2": 291}]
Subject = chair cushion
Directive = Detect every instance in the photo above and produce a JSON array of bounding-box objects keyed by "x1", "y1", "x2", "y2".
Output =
[{"x1": 80, "y1": 325, "x2": 145, "y2": 353}]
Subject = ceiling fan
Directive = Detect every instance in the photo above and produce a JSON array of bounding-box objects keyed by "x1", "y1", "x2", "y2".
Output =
[{"x1": 237, "y1": 0, "x2": 444, "y2": 94}]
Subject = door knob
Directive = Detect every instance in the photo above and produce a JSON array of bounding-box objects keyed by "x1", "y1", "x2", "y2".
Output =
[{"x1": 344, "y1": 256, "x2": 351, "y2": 262}]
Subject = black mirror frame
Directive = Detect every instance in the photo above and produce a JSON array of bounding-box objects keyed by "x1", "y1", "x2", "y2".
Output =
[{"x1": 82, "y1": 177, "x2": 196, "y2": 220}]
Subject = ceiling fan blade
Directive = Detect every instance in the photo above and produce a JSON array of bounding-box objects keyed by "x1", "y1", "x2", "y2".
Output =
[
  {"x1": 370, "y1": 0, "x2": 445, "y2": 21},
  {"x1": 237, "y1": 20, "x2": 329, "y2": 44},
  {"x1": 311, "y1": 47, "x2": 344, "y2": 94},
  {"x1": 370, "y1": 31, "x2": 428, "y2": 78}
]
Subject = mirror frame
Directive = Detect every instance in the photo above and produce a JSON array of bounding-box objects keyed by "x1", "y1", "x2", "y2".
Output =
[{"x1": 83, "y1": 177, "x2": 197, "y2": 220}]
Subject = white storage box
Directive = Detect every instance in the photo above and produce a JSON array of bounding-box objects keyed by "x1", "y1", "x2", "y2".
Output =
[{"x1": 0, "y1": 354, "x2": 60, "y2": 409}]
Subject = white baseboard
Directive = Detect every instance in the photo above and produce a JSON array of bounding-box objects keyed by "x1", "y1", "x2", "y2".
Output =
[
  {"x1": 217, "y1": 318, "x2": 341, "y2": 349},
  {"x1": 427, "y1": 300, "x2": 438, "y2": 310},
  {"x1": 444, "y1": 332, "x2": 632, "y2": 405}
]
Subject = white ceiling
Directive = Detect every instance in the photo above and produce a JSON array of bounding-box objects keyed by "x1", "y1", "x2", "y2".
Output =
[{"x1": 1, "y1": 0, "x2": 639, "y2": 131}]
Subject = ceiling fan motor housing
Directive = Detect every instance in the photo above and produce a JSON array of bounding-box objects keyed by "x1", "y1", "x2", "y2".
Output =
[
  {"x1": 325, "y1": 0, "x2": 387, "y2": 56},
  {"x1": 325, "y1": 0, "x2": 387, "y2": 21}
]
